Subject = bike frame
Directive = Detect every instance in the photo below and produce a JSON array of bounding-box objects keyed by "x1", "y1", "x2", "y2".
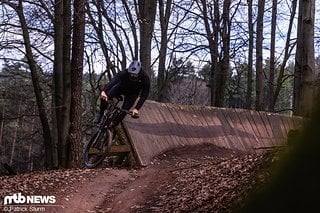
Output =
[{"x1": 83, "y1": 97, "x2": 134, "y2": 168}]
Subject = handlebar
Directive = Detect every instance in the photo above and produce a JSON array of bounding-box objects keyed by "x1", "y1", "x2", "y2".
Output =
[
  {"x1": 119, "y1": 108, "x2": 140, "y2": 119},
  {"x1": 108, "y1": 96, "x2": 140, "y2": 119}
]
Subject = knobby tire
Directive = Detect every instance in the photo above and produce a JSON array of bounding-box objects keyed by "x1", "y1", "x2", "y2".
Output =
[{"x1": 83, "y1": 128, "x2": 113, "y2": 168}]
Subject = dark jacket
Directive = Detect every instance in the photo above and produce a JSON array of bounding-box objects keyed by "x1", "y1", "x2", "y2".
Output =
[{"x1": 103, "y1": 70, "x2": 150, "y2": 109}]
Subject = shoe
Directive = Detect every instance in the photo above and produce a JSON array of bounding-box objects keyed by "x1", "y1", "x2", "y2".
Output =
[{"x1": 93, "y1": 113, "x2": 102, "y2": 124}]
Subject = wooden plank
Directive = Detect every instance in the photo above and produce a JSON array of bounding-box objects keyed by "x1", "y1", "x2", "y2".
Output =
[
  {"x1": 163, "y1": 103, "x2": 191, "y2": 147},
  {"x1": 110, "y1": 145, "x2": 131, "y2": 154},
  {"x1": 189, "y1": 105, "x2": 221, "y2": 146},
  {"x1": 281, "y1": 115, "x2": 295, "y2": 134},
  {"x1": 241, "y1": 109, "x2": 262, "y2": 148},
  {"x1": 125, "y1": 102, "x2": 161, "y2": 165},
  {"x1": 213, "y1": 108, "x2": 240, "y2": 150},
  {"x1": 146, "y1": 103, "x2": 171, "y2": 154},
  {"x1": 258, "y1": 111, "x2": 276, "y2": 146},
  {"x1": 179, "y1": 105, "x2": 208, "y2": 145},
  {"x1": 202, "y1": 107, "x2": 233, "y2": 150},
  {"x1": 231, "y1": 108, "x2": 255, "y2": 150},
  {"x1": 233, "y1": 108, "x2": 257, "y2": 150},
  {"x1": 219, "y1": 108, "x2": 247, "y2": 151},
  {"x1": 267, "y1": 113, "x2": 288, "y2": 144},
  {"x1": 166, "y1": 104, "x2": 197, "y2": 146},
  {"x1": 249, "y1": 110, "x2": 271, "y2": 148}
]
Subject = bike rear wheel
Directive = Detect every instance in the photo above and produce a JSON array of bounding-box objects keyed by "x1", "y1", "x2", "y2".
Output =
[{"x1": 83, "y1": 128, "x2": 113, "y2": 168}]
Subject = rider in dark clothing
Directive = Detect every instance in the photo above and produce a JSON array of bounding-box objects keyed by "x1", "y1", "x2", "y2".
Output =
[{"x1": 94, "y1": 60, "x2": 150, "y2": 126}]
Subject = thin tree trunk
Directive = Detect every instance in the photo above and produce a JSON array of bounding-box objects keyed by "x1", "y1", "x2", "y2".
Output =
[
  {"x1": 268, "y1": 0, "x2": 277, "y2": 112},
  {"x1": 199, "y1": 0, "x2": 219, "y2": 106},
  {"x1": 53, "y1": 0, "x2": 72, "y2": 168},
  {"x1": 0, "y1": 106, "x2": 5, "y2": 149},
  {"x1": 86, "y1": 1, "x2": 117, "y2": 77},
  {"x1": 246, "y1": 0, "x2": 254, "y2": 109},
  {"x1": 273, "y1": 0, "x2": 297, "y2": 108},
  {"x1": 13, "y1": 1, "x2": 53, "y2": 168},
  {"x1": 28, "y1": 143, "x2": 33, "y2": 171},
  {"x1": 28, "y1": 104, "x2": 36, "y2": 171},
  {"x1": 10, "y1": 99, "x2": 22, "y2": 165},
  {"x1": 122, "y1": 0, "x2": 139, "y2": 62},
  {"x1": 53, "y1": 0, "x2": 64, "y2": 168},
  {"x1": 255, "y1": 0, "x2": 265, "y2": 111},
  {"x1": 157, "y1": 0, "x2": 172, "y2": 102},
  {"x1": 60, "y1": 0, "x2": 72, "y2": 168}
]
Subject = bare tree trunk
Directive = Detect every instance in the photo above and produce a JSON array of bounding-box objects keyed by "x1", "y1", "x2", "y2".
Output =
[
  {"x1": 157, "y1": 0, "x2": 172, "y2": 102},
  {"x1": 69, "y1": 0, "x2": 86, "y2": 168},
  {"x1": 199, "y1": 0, "x2": 219, "y2": 106},
  {"x1": 11, "y1": 1, "x2": 53, "y2": 168},
  {"x1": 268, "y1": 0, "x2": 277, "y2": 112},
  {"x1": 0, "y1": 106, "x2": 5, "y2": 149},
  {"x1": 53, "y1": 0, "x2": 64, "y2": 168},
  {"x1": 246, "y1": 0, "x2": 254, "y2": 110},
  {"x1": 214, "y1": 0, "x2": 230, "y2": 107},
  {"x1": 61, "y1": 0, "x2": 72, "y2": 167},
  {"x1": 273, "y1": 0, "x2": 297, "y2": 108},
  {"x1": 10, "y1": 99, "x2": 22, "y2": 165},
  {"x1": 138, "y1": 0, "x2": 157, "y2": 77},
  {"x1": 56, "y1": 0, "x2": 72, "y2": 168},
  {"x1": 28, "y1": 143, "x2": 33, "y2": 171},
  {"x1": 255, "y1": 0, "x2": 265, "y2": 111},
  {"x1": 28, "y1": 104, "x2": 36, "y2": 171},
  {"x1": 293, "y1": 0, "x2": 315, "y2": 117}
]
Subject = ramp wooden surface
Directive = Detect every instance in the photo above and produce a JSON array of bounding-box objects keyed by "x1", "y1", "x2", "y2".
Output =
[{"x1": 123, "y1": 101, "x2": 303, "y2": 166}]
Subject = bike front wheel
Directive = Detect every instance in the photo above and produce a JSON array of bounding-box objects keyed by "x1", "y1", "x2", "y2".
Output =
[{"x1": 83, "y1": 128, "x2": 113, "y2": 168}]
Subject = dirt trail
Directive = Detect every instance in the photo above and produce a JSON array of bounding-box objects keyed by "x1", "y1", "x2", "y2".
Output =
[
  {"x1": 54, "y1": 162, "x2": 172, "y2": 213},
  {"x1": 52, "y1": 144, "x2": 244, "y2": 213},
  {"x1": 54, "y1": 169, "x2": 133, "y2": 213},
  {"x1": 1, "y1": 144, "x2": 271, "y2": 213}
]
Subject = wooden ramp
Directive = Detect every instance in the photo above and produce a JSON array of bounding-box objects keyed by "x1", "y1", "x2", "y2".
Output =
[{"x1": 123, "y1": 101, "x2": 303, "y2": 166}]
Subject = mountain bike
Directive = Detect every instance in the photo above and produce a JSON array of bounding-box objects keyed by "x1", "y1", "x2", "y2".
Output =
[{"x1": 83, "y1": 96, "x2": 138, "y2": 168}]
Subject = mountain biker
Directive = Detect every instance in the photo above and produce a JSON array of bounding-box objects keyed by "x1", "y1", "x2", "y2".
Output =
[{"x1": 94, "y1": 60, "x2": 150, "y2": 127}]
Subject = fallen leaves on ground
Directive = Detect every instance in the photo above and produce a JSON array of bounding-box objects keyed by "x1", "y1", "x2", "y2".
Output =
[
  {"x1": 0, "y1": 168, "x2": 108, "y2": 205},
  {"x1": 0, "y1": 144, "x2": 279, "y2": 213},
  {"x1": 133, "y1": 150, "x2": 277, "y2": 212}
]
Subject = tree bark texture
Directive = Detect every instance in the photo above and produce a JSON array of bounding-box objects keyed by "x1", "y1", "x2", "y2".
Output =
[
  {"x1": 157, "y1": 0, "x2": 172, "y2": 102},
  {"x1": 246, "y1": 0, "x2": 254, "y2": 109},
  {"x1": 255, "y1": 0, "x2": 265, "y2": 111},
  {"x1": 53, "y1": 0, "x2": 64, "y2": 168},
  {"x1": 293, "y1": 0, "x2": 315, "y2": 117},
  {"x1": 138, "y1": 0, "x2": 157, "y2": 77},
  {"x1": 69, "y1": 0, "x2": 86, "y2": 168},
  {"x1": 214, "y1": 0, "x2": 231, "y2": 107},
  {"x1": 268, "y1": 0, "x2": 277, "y2": 112}
]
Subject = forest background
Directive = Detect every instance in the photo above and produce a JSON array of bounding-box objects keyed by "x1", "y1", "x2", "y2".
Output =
[{"x1": 0, "y1": 0, "x2": 319, "y2": 173}]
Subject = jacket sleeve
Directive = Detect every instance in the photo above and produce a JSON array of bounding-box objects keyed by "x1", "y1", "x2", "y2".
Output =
[
  {"x1": 103, "y1": 71, "x2": 126, "y2": 93},
  {"x1": 135, "y1": 75, "x2": 150, "y2": 110}
]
